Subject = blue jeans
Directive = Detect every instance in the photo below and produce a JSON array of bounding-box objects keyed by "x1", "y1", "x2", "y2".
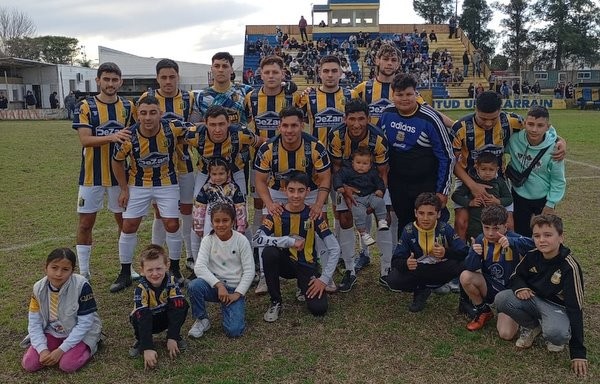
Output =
[
  {"x1": 187, "y1": 278, "x2": 246, "y2": 337},
  {"x1": 494, "y1": 290, "x2": 571, "y2": 346}
]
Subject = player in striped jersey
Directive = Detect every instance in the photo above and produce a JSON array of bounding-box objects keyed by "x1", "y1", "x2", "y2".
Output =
[
  {"x1": 451, "y1": 91, "x2": 566, "y2": 239},
  {"x1": 296, "y1": 55, "x2": 356, "y2": 148},
  {"x1": 244, "y1": 55, "x2": 299, "y2": 293},
  {"x1": 110, "y1": 95, "x2": 194, "y2": 292},
  {"x1": 188, "y1": 105, "x2": 264, "y2": 264},
  {"x1": 378, "y1": 74, "x2": 455, "y2": 234},
  {"x1": 253, "y1": 171, "x2": 340, "y2": 321},
  {"x1": 72, "y1": 62, "x2": 132, "y2": 281},
  {"x1": 245, "y1": 56, "x2": 298, "y2": 241},
  {"x1": 328, "y1": 99, "x2": 394, "y2": 290},
  {"x1": 135, "y1": 59, "x2": 196, "y2": 269}
]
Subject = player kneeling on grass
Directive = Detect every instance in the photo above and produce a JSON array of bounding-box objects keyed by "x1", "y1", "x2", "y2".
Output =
[
  {"x1": 188, "y1": 203, "x2": 255, "y2": 338},
  {"x1": 459, "y1": 205, "x2": 533, "y2": 332},
  {"x1": 387, "y1": 192, "x2": 468, "y2": 312},
  {"x1": 495, "y1": 214, "x2": 588, "y2": 378},
  {"x1": 129, "y1": 245, "x2": 189, "y2": 369},
  {"x1": 253, "y1": 171, "x2": 340, "y2": 322}
]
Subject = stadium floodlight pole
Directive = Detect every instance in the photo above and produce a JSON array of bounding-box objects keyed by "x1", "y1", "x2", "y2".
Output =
[{"x1": 455, "y1": 0, "x2": 458, "y2": 16}]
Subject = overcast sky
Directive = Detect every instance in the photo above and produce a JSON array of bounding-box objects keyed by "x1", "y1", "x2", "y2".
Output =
[{"x1": 2, "y1": 0, "x2": 443, "y2": 64}]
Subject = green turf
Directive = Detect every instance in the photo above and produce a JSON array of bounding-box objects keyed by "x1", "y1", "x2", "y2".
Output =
[{"x1": 0, "y1": 110, "x2": 598, "y2": 383}]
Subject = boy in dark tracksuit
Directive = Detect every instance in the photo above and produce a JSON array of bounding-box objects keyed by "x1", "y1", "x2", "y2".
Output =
[
  {"x1": 388, "y1": 193, "x2": 468, "y2": 312},
  {"x1": 495, "y1": 214, "x2": 588, "y2": 377},
  {"x1": 129, "y1": 245, "x2": 189, "y2": 368}
]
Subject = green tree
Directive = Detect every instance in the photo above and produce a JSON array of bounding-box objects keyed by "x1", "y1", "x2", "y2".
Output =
[
  {"x1": 459, "y1": 0, "x2": 495, "y2": 56},
  {"x1": 5, "y1": 35, "x2": 79, "y2": 64},
  {"x1": 413, "y1": 0, "x2": 454, "y2": 24},
  {"x1": 493, "y1": 0, "x2": 534, "y2": 72},
  {"x1": 490, "y1": 54, "x2": 509, "y2": 71},
  {"x1": 531, "y1": 0, "x2": 600, "y2": 70}
]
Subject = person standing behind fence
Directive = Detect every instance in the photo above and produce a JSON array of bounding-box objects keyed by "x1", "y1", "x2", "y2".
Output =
[{"x1": 298, "y1": 16, "x2": 308, "y2": 42}]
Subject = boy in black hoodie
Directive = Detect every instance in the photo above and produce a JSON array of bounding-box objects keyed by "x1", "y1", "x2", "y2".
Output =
[{"x1": 495, "y1": 214, "x2": 587, "y2": 377}]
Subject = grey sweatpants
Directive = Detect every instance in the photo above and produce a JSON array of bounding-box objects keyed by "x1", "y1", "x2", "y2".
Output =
[{"x1": 351, "y1": 194, "x2": 387, "y2": 231}]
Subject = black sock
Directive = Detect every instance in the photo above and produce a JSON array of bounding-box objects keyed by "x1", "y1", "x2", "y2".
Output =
[
  {"x1": 474, "y1": 302, "x2": 490, "y2": 313},
  {"x1": 170, "y1": 259, "x2": 180, "y2": 272},
  {"x1": 120, "y1": 263, "x2": 131, "y2": 276}
]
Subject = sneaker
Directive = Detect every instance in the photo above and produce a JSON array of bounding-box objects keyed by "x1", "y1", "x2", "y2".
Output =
[
  {"x1": 185, "y1": 257, "x2": 195, "y2": 270},
  {"x1": 81, "y1": 271, "x2": 91, "y2": 282},
  {"x1": 354, "y1": 251, "x2": 371, "y2": 272},
  {"x1": 131, "y1": 269, "x2": 141, "y2": 281},
  {"x1": 177, "y1": 338, "x2": 188, "y2": 352},
  {"x1": 466, "y1": 308, "x2": 494, "y2": 331},
  {"x1": 546, "y1": 341, "x2": 565, "y2": 352},
  {"x1": 458, "y1": 299, "x2": 477, "y2": 320},
  {"x1": 264, "y1": 302, "x2": 282, "y2": 322},
  {"x1": 171, "y1": 268, "x2": 188, "y2": 287},
  {"x1": 325, "y1": 280, "x2": 338, "y2": 293},
  {"x1": 378, "y1": 275, "x2": 401, "y2": 292},
  {"x1": 432, "y1": 283, "x2": 451, "y2": 295},
  {"x1": 255, "y1": 274, "x2": 268, "y2": 295},
  {"x1": 338, "y1": 271, "x2": 357, "y2": 293},
  {"x1": 448, "y1": 279, "x2": 460, "y2": 293},
  {"x1": 128, "y1": 341, "x2": 140, "y2": 358},
  {"x1": 377, "y1": 219, "x2": 389, "y2": 231},
  {"x1": 295, "y1": 288, "x2": 306, "y2": 302},
  {"x1": 360, "y1": 232, "x2": 376, "y2": 247},
  {"x1": 110, "y1": 274, "x2": 132, "y2": 293},
  {"x1": 408, "y1": 288, "x2": 432, "y2": 312},
  {"x1": 188, "y1": 318, "x2": 211, "y2": 338},
  {"x1": 515, "y1": 325, "x2": 542, "y2": 348}
]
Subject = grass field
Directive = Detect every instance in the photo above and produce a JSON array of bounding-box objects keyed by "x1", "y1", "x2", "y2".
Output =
[{"x1": 0, "y1": 110, "x2": 598, "y2": 384}]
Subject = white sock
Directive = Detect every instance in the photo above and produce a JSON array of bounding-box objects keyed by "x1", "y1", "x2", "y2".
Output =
[
  {"x1": 119, "y1": 232, "x2": 138, "y2": 264},
  {"x1": 190, "y1": 231, "x2": 201, "y2": 262},
  {"x1": 339, "y1": 227, "x2": 356, "y2": 275},
  {"x1": 361, "y1": 218, "x2": 372, "y2": 257},
  {"x1": 166, "y1": 229, "x2": 183, "y2": 261},
  {"x1": 151, "y1": 218, "x2": 166, "y2": 246},
  {"x1": 376, "y1": 229, "x2": 393, "y2": 276},
  {"x1": 180, "y1": 214, "x2": 193, "y2": 260},
  {"x1": 76, "y1": 244, "x2": 91, "y2": 274},
  {"x1": 252, "y1": 209, "x2": 262, "y2": 236},
  {"x1": 389, "y1": 210, "x2": 399, "y2": 243},
  {"x1": 333, "y1": 218, "x2": 341, "y2": 239}
]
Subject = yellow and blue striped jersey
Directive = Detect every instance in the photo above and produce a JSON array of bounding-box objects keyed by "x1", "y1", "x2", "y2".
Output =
[
  {"x1": 452, "y1": 111, "x2": 523, "y2": 172},
  {"x1": 328, "y1": 123, "x2": 388, "y2": 166},
  {"x1": 295, "y1": 87, "x2": 356, "y2": 147},
  {"x1": 193, "y1": 124, "x2": 258, "y2": 174},
  {"x1": 254, "y1": 132, "x2": 331, "y2": 191},
  {"x1": 354, "y1": 79, "x2": 394, "y2": 126},
  {"x1": 260, "y1": 205, "x2": 333, "y2": 266},
  {"x1": 113, "y1": 119, "x2": 191, "y2": 187},
  {"x1": 135, "y1": 89, "x2": 195, "y2": 174},
  {"x1": 244, "y1": 88, "x2": 299, "y2": 140},
  {"x1": 73, "y1": 96, "x2": 132, "y2": 186}
]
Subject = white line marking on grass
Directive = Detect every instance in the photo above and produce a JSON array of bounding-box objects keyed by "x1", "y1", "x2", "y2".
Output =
[{"x1": 565, "y1": 159, "x2": 600, "y2": 171}]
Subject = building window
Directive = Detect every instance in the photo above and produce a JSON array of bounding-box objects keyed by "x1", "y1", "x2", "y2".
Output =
[
  {"x1": 534, "y1": 73, "x2": 548, "y2": 80},
  {"x1": 577, "y1": 72, "x2": 591, "y2": 80}
]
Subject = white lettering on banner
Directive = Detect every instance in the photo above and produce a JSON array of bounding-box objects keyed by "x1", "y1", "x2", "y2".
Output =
[{"x1": 432, "y1": 98, "x2": 563, "y2": 110}]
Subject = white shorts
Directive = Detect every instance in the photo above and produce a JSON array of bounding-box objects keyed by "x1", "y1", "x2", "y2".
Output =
[
  {"x1": 193, "y1": 169, "x2": 247, "y2": 199},
  {"x1": 335, "y1": 189, "x2": 391, "y2": 211},
  {"x1": 263, "y1": 188, "x2": 326, "y2": 213},
  {"x1": 452, "y1": 179, "x2": 514, "y2": 212},
  {"x1": 77, "y1": 185, "x2": 123, "y2": 214},
  {"x1": 178, "y1": 172, "x2": 196, "y2": 204},
  {"x1": 124, "y1": 185, "x2": 180, "y2": 219}
]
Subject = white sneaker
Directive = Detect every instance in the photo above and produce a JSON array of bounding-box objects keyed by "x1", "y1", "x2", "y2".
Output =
[
  {"x1": 325, "y1": 279, "x2": 338, "y2": 293},
  {"x1": 296, "y1": 288, "x2": 306, "y2": 302},
  {"x1": 131, "y1": 269, "x2": 141, "y2": 280},
  {"x1": 360, "y1": 232, "x2": 376, "y2": 247},
  {"x1": 432, "y1": 283, "x2": 451, "y2": 295},
  {"x1": 546, "y1": 341, "x2": 565, "y2": 352},
  {"x1": 515, "y1": 325, "x2": 542, "y2": 348},
  {"x1": 188, "y1": 318, "x2": 211, "y2": 338},
  {"x1": 377, "y1": 219, "x2": 389, "y2": 231},
  {"x1": 264, "y1": 302, "x2": 282, "y2": 322},
  {"x1": 255, "y1": 274, "x2": 268, "y2": 295}
]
